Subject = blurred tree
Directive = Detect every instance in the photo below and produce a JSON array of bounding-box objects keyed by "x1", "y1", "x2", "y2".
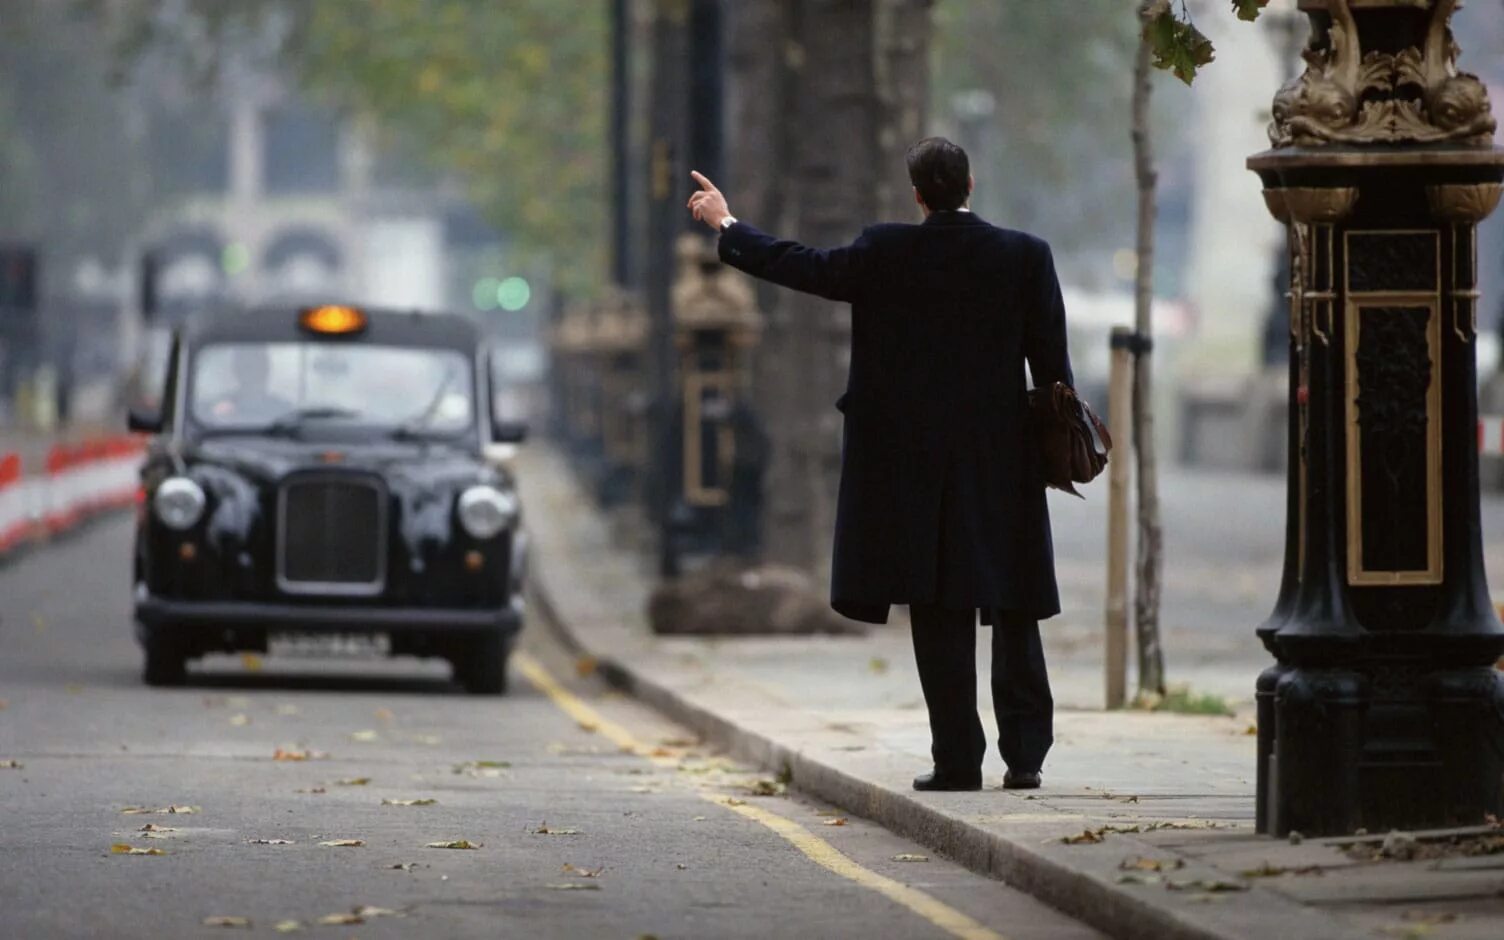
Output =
[
  {"x1": 0, "y1": 3, "x2": 157, "y2": 285},
  {"x1": 100, "y1": 0, "x2": 609, "y2": 293},
  {"x1": 726, "y1": 0, "x2": 933, "y2": 572}
]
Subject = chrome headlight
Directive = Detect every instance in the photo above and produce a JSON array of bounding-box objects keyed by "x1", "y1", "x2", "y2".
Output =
[
  {"x1": 457, "y1": 485, "x2": 517, "y2": 539},
  {"x1": 154, "y1": 477, "x2": 206, "y2": 531}
]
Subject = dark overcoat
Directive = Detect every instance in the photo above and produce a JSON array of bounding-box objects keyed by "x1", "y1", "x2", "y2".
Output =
[{"x1": 718, "y1": 211, "x2": 1074, "y2": 624}]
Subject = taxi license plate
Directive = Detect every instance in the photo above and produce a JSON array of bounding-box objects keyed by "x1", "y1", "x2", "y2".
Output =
[{"x1": 268, "y1": 633, "x2": 391, "y2": 659}]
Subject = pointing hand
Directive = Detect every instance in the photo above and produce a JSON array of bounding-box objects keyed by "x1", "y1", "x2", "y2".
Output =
[{"x1": 687, "y1": 171, "x2": 733, "y2": 231}]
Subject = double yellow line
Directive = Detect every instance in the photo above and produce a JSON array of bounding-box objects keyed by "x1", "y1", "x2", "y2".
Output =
[{"x1": 514, "y1": 651, "x2": 1007, "y2": 940}]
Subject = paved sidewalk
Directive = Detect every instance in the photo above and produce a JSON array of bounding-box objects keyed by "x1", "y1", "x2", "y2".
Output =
[{"x1": 519, "y1": 443, "x2": 1504, "y2": 940}]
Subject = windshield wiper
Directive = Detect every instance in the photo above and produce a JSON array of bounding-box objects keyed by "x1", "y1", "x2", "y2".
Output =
[
  {"x1": 392, "y1": 368, "x2": 462, "y2": 441},
  {"x1": 266, "y1": 406, "x2": 364, "y2": 436}
]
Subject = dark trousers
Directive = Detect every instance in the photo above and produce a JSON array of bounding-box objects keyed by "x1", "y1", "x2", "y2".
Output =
[{"x1": 909, "y1": 605, "x2": 1054, "y2": 775}]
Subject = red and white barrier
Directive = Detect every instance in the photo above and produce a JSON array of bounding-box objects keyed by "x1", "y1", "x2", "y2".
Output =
[{"x1": 0, "y1": 434, "x2": 145, "y2": 561}]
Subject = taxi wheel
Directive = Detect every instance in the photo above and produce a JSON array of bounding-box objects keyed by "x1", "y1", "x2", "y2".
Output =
[
  {"x1": 457, "y1": 636, "x2": 509, "y2": 695},
  {"x1": 142, "y1": 638, "x2": 188, "y2": 687}
]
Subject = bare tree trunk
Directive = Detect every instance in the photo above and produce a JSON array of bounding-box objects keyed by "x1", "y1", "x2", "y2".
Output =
[
  {"x1": 1131, "y1": 7, "x2": 1166, "y2": 696},
  {"x1": 727, "y1": 0, "x2": 811, "y2": 566},
  {"x1": 784, "y1": 0, "x2": 882, "y2": 576},
  {"x1": 873, "y1": 0, "x2": 933, "y2": 223}
]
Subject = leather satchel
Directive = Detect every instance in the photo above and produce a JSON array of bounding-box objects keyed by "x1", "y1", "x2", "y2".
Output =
[{"x1": 1027, "y1": 382, "x2": 1112, "y2": 497}]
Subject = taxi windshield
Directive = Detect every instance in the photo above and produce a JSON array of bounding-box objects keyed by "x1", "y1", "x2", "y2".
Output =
[{"x1": 190, "y1": 342, "x2": 474, "y2": 436}]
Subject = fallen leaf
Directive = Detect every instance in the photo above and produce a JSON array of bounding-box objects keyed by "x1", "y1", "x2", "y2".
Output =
[
  {"x1": 724, "y1": 799, "x2": 746, "y2": 807},
  {"x1": 121, "y1": 805, "x2": 198, "y2": 815},
  {"x1": 660, "y1": 737, "x2": 697, "y2": 748},
  {"x1": 426, "y1": 840, "x2": 481, "y2": 849},
  {"x1": 390, "y1": 862, "x2": 419, "y2": 871},
  {"x1": 350, "y1": 729, "x2": 379, "y2": 743},
  {"x1": 823, "y1": 818, "x2": 848, "y2": 827},
  {"x1": 868, "y1": 657, "x2": 889, "y2": 674},
  {"x1": 138, "y1": 824, "x2": 176, "y2": 833},
  {"x1": 382, "y1": 798, "x2": 437, "y2": 807},
  {"x1": 247, "y1": 838, "x2": 294, "y2": 845},
  {"x1": 202, "y1": 916, "x2": 252, "y2": 928},
  {"x1": 693, "y1": 815, "x2": 708, "y2": 821},
  {"x1": 676, "y1": 863, "x2": 688, "y2": 870},
  {"x1": 272, "y1": 748, "x2": 311, "y2": 762},
  {"x1": 228, "y1": 714, "x2": 249, "y2": 727},
  {"x1": 64, "y1": 683, "x2": 83, "y2": 694},
  {"x1": 0, "y1": 759, "x2": 22, "y2": 769},
  {"x1": 574, "y1": 655, "x2": 598, "y2": 677},
  {"x1": 577, "y1": 720, "x2": 599, "y2": 733},
  {"x1": 630, "y1": 785, "x2": 657, "y2": 794},
  {"x1": 374, "y1": 708, "x2": 395, "y2": 722},
  {"x1": 111, "y1": 843, "x2": 165, "y2": 856},
  {"x1": 295, "y1": 787, "x2": 326, "y2": 795},
  {"x1": 352, "y1": 906, "x2": 402, "y2": 919},
  {"x1": 892, "y1": 854, "x2": 929, "y2": 862},
  {"x1": 315, "y1": 913, "x2": 363, "y2": 926},
  {"x1": 561, "y1": 863, "x2": 605, "y2": 878},
  {"x1": 318, "y1": 839, "x2": 364, "y2": 847},
  {"x1": 0, "y1": 698, "x2": 8, "y2": 709},
  {"x1": 1063, "y1": 829, "x2": 1104, "y2": 845},
  {"x1": 1120, "y1": 856, "x2": 1184, "y2": 873},
  {"x1": 272, "y1": 921, "x2": 302, "y2": 933},
  {"x1": 239, "y1": 653, "x2": 263, "y2": 672},
  {"x1": 1241, "y1": 861, "x2": 1324, "y2": 878},
  {"x1": 747, "y1": 779, "x2": 785, "y2": 797},
  {"x1": 545, "y1": 883, "x2": 601, "y2": 891},
  {"x1": 275, "y1": 704, "x2": 300, "y2": 716},
  {"x1": 648, "y1": 747, "x2": 674, "y2": 758},
  {"x1": 534, "y1": 824, "x2": 581, "y2": 836},
  {"x1": 336, "y1": 778, "x2": 371, "y2": 787},
  {"x1": 1243, "y1": 724, "x2": 1258, "y2": 736}
]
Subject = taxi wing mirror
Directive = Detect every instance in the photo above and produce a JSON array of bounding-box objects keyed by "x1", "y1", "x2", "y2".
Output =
[{"x1": 128, "y1": 407, "x2": 163, "y2": 434}]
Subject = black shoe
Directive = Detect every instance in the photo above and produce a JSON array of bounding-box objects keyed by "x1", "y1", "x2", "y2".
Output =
[
  {"x1": 913, "y1": 769, "x2": 983, "y2": 792},
  {"x1": 1003, "y1": 770, "x2": 1041, "y2": 790}
]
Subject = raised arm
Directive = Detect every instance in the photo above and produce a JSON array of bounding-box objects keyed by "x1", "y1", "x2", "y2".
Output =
[
  {"x1": 687, "y1": 170, "x2": 867, "y2": 304},
  {"x1": 1024, "y1": 239, "x2": 1075, "y2": 390}
]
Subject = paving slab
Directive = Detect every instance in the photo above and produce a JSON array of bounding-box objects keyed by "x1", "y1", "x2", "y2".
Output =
[{"x1": 518, "y1": 442, "x2": 1504, "y2": 940}]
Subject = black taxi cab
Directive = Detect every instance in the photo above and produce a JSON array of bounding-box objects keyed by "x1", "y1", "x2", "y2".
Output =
[{"x1": 127, "y1": 305, "x2": 527, "y2": 693}]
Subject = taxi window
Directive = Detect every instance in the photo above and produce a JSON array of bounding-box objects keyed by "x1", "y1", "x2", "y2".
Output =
[{"x1": 190, "y1": 342, "x2": 474, "y2": 433}]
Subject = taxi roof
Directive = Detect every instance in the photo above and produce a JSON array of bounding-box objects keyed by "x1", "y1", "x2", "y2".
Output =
[{"x1": 179, "y1": 305, "x2": 481, "y2": 353}]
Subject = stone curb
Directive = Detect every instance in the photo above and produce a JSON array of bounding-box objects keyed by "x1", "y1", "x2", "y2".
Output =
[{"x1": 529, "y1": 554, "x2": 1367, "y2": 940}]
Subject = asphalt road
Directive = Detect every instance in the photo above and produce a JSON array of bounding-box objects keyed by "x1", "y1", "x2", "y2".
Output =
[{"x1": 0, "y1": 514, "x2": 1100, "y2": 940}]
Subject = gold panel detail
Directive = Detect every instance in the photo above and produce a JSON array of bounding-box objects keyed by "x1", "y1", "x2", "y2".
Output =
[
  {"x1": 1284, "y1": 187, "x2": 1360, "y2": 225},
  {"x1": 1426, "y1": 183, "x2": 1504, "y2": 223},
  {"x1": 1343, "y1": 230, "x2": 1444, "y2": 587}
]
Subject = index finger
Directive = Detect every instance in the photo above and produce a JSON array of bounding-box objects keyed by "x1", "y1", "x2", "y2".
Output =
[{"x1": 690, "y1": 170, "x2": 718, "y2": 193}]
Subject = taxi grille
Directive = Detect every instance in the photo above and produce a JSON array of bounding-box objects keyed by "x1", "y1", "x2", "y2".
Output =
[{"x1": 277, "y1": 476, "x2": 385, "y2": 594}]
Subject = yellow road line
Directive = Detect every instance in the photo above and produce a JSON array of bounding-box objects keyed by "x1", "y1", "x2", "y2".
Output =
[{"x1": 515, "y1": 649, "x2": 1009, "y2": 940}]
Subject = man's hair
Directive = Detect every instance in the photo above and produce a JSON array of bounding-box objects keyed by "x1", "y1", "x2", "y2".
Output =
[{"x1": 906, "y1": 137, "x2": 970, "y2": 212}]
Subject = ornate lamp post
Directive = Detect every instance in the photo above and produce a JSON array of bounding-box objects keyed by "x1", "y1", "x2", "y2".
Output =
[
  {"x1": 1251, "y1": 0, "x2": 1504, "y2": 837},
  {"x1": 661, "y1": 235, "x2": 764, "y2": 567}
]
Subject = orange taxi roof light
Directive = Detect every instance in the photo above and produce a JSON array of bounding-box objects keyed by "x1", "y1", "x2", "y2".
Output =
[{"x1": 300, "y1": 305, "x2": 367, "y2": 335}]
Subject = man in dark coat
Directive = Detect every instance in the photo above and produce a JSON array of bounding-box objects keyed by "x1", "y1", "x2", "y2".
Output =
[{"x1": 687, "y1": 138, "x2": 1074, "y2": 792}]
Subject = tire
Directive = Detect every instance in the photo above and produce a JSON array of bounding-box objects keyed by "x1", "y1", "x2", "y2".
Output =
[
  {"x1": 457, "y1": 634, "x2": 509, "y2": 695},
  {"x1": 142, "y1": 636, "x2": 188, "y2": 687}
]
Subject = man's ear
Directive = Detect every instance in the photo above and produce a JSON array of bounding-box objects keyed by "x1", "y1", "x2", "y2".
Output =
[
  {"x1": 913, "y1": 187, "x2": 925, "y2": 210},
  {"x1": 968, "y1": 175, "x2": 975, "y2": 195}
]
